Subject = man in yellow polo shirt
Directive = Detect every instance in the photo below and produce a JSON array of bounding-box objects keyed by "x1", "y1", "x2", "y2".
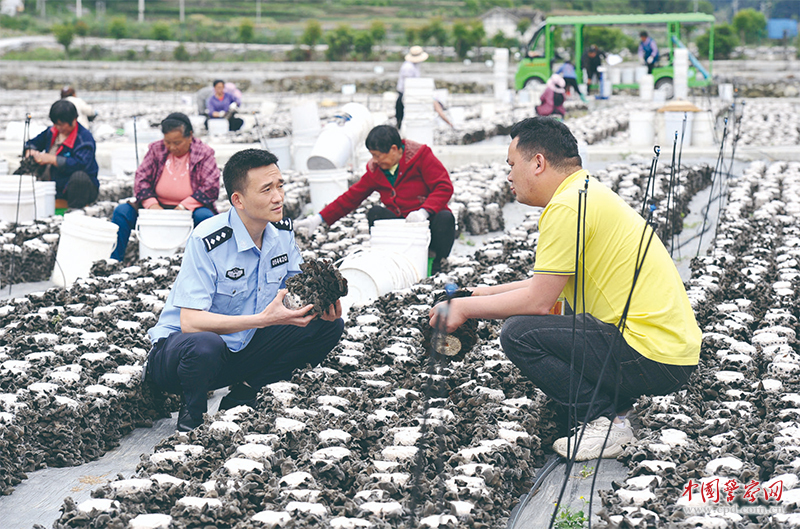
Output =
[{"x1": 430, "y1": 116, "x2": 700, "y2": 461}]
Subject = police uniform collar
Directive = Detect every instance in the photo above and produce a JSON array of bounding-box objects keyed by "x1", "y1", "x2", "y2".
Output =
[{"x1": 229, "y1": 208, "x2": 278, "y2": 253}]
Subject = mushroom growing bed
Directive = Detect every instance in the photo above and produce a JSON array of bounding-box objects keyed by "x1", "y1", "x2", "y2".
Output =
[{"x1": 0, "y1": 156, "x2": 725, "y2": 529}]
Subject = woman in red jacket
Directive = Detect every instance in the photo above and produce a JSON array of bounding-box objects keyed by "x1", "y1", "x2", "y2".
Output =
[{"x1": 295, "y1": 125, "x2": 455, "y2": 273}]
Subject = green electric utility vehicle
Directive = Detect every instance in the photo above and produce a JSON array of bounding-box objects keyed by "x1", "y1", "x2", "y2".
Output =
[{"x1": 514, "y1": 13, "x2": 715, "y2": 95}]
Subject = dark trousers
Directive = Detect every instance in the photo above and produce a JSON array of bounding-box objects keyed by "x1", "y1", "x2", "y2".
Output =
[
  {"x1": 110, "y1": 202, "x2": 214, "y2": 261},
  {"x1": 563, "y1": 77, "x2": 580, "y2": 96},
  {"x1": 46, "y1": 170, "x2": 98, "y2": 209},
  {"x1": 500, "y1": 313, "x2": 695, "y2": 422},
  {"x1": 366, "y1": 206, "x2": 456, "y2": 263},
  {"x1": 147, "y1": 318, "x2": 344, "y2": 420},
  {"x1": 395, "y1": 92, "x2": 405, "y2": 129}
]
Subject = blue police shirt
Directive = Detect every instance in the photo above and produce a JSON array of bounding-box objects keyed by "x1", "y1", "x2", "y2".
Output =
[{"x1": 148, "y1": 207, "x2": 303, "y2": 352}]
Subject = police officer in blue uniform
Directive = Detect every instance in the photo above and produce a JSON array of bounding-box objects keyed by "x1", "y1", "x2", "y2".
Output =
[{"x1": 143, "y1": 148, "x2": 344, "y2": 431}]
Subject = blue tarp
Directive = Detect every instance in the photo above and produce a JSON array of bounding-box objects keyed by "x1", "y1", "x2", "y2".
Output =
[{"x1": 767, "y1": 19, "x2": 798, "y2": 40}]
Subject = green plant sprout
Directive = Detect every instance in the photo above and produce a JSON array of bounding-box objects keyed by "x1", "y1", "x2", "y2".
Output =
[
  {"x1": 579, "y1": 464, "x2": 594, "y2": 478},
  {"x1": 553, "y1": 497, "x2": 588, "y2": 529}
]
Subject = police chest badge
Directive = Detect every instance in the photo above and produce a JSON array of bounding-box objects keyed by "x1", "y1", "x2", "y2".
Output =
[
  {"x1": 271, "y1": 254, "x2": 288, "y2": 267},
  {"x1": 226, "y1": 267, "x2": 244, "y2": 280}
]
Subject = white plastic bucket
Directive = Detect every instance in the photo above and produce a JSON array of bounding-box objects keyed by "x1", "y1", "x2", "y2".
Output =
[
  {"x1": 621, "y1": 68, "x2": 635, "y2": 85},
  {"x1": 662, "y1": 111, "x2": 694, "y2": 147},
  {"x1": 111, "y1": 147, "x2": 147, "y2": 178},
  {"x1": 307, "y1": 124, "x2": 354, "y2": 171},
  {"x1": 136, "y1": 209, "x2": 194, "y2": 259},
  {"x1": 266, "y1": 135, "x2": 293, "y2": 171},
  {"x1": 691, "y1": 111, "x2": 715, "y2": 147},
  {"x1": 369, "y1": 218, "x2": 430, "y2": 280},
  {"x1": 207, "y1": 118, "x2": 230, "y2": 136},
  {"x1": 306, "y1": 168, "x2": 350, "y2": 213},
  {"x1": 639, "y1": 74, "x2": 654, "y2": 101},
  {"x1": 292, "y1": 134, "x2": 318, "y2": 174},
  {"x1": 719, "y1": 83, "x2": 734, "y2": 101},
  {"x1": 403, "y1": 118, "x2": 434, "y2": 146},
  {"x1": 292, "y1": 100, "x2": 322, "y2": 136},
  {"x1": 609, "y1": 68, "x2": 622, "y2": 85},
  {"x1": 0, "y1": 159, "x2": 8, "y2": 175},
  {"x1": 0, "y1": 175, "x2": 37, "y2": 223},
  {"x1": 634, "y1": 66, "x2": 649, "y2": 83},
  {"x1": 35, "y1": 181, "x2": 56, "y2": 219},
  {"x1": 124, "y1": 120, "x2": 162, "y2": 144},
  {"x1": 339, "y1": 248, "x2": 419, "y2": 310},
  {"x1": 52, "y1": 213, "x2": 119, "y2": 287},
  {"x1": 629, "y1": 111, "x2": 656, "y2": 147}
]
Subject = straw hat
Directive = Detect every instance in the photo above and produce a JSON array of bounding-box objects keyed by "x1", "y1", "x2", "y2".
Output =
[{"x1": 405, "y1": 46, "x2": 429, "y2": 63}]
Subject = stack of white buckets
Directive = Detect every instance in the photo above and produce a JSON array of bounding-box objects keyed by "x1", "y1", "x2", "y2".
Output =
[
  {"x1": 0, "y1": 175, "x2": 56, "y2": 222},
  {"x1": 493, "y1": 48, "x2": 510, "y2": 102},
  {"x1": 291, "y1": 100, "x2": 322, "y2": 174},
  {"x1": 339, "y1": 219, "x2": 430, "y2": 315},
  {"x1": 401, "y1": 77, "x2": 435, "y2": 146},
  {"x1": 672, "y1": 48, "x2": 690, "y2": 101}
]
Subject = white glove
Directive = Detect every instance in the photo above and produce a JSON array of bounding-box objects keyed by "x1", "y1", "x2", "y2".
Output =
[
  {"x1": 406, "y1": 209, "x2": 430, "y2": 223},
  {"x1": 295, "y1": 213, "x2": 323, "y2": 233},
  {"x1": 646, "y1": 56, "x2": 654, "y2": 65},
  {"x1": 229, "y1": 102, "x2": 239, "y2": 111}
]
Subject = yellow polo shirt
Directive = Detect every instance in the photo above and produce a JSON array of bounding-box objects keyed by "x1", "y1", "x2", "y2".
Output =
[{"x1": 534, "y1": 169, "x2": 701, "y2": 366}]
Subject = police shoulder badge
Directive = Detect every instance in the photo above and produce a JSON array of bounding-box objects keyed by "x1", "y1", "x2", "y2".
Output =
[
  {"x1": 271, "y1": 218, "x2": 293, "y2": 231},
  {"x1": 203, "y1": 227, "x2": 233, "y2": 252}
]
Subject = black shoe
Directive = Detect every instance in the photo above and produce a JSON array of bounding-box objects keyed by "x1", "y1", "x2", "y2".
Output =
[
  {"x1": 218, "y1": 382, "x2": 258, "y2": 411},
  {"x1": 177, "y1": 400, "x2": 203, "y2": 432}
]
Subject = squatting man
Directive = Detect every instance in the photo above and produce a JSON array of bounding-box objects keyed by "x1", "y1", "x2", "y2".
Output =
[
  {"x1": 431, "y1": 117, "x2": 701, "y2": 461},
  {"x1": 143, "y1": 149, "x2": 344, "y2": 432}
]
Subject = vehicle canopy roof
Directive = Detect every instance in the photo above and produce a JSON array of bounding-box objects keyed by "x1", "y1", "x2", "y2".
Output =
[{"x1": 543, "y1": 13, "x2": 715, "y2": 26}]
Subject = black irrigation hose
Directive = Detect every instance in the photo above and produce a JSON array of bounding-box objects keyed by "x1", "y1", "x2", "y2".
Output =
[
  {"x1": 665, "y1": 131, "x2": 678, "y2": 256},
  {"x1": 671, "y1": 113, "x2": 689, "y2": 259},
  {"x1": 697, "y1": 116, "x2": 730, "y2": 258},
  {"x1": 409, "y1": 283, "x2": 456, "y2": 525},
  {"x1": 508, "y1": 455, "x2": 562, "y2": 529}
]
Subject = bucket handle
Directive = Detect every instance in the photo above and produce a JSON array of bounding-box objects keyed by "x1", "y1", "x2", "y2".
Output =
[{"x1": 134, "y1": 217, "x2": 193, "y2": 251}]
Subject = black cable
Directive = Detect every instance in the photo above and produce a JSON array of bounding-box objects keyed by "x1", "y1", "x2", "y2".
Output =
[
  {"x1": 665, "y1": 131, "x2": 678, "y2": 254},
  {"x1": 697, "y1": 116, "x2": 730, "y2": 257},
  {"x1": 550, "y1": 174, "x2": 590, "y2": 529},
  {"x1": 133, "y1": 115, "x2": 140, "y2": 168},
  {"x1": 640, "y1": 146, "x2": 661, "y2": 218},
  {"x1": 671, "y1": 112, "x2": 689, "y2": 258},
  {"x1": 409, "y1": 282, "x2": 456, "y2": 525}
]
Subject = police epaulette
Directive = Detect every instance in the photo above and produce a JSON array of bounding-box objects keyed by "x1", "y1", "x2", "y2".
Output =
[
  {"x1": 202, "y1": 226, "x2": 233, "y2": 252},
  {"x1": 272, "y1": 218, "x2": 293, "y2": 231}
]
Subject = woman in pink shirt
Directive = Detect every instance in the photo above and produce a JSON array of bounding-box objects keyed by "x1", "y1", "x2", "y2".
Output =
[{"x1": 110, "y1": 113, "x2": 220, "y2": 261}]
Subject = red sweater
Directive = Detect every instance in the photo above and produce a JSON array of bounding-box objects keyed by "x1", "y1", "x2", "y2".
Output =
[{"x1": 319, "y1": 140, "x2": 453, "y2": 226}]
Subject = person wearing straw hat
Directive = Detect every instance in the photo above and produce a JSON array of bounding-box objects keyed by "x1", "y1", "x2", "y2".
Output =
[
  {"x1": 109, "y1": 112, "x2": 219, "y2": 262},
  {"x1": 24, "y1": 99, "x2": 99, "y2": 209},
  {"x1": 396, "y1": 45, "x2": 429, "y2": 129}
]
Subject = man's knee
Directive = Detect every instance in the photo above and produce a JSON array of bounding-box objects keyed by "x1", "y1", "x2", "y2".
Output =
[{"x1": 185, "y1": 332, "x2": 227, "y2": 361}]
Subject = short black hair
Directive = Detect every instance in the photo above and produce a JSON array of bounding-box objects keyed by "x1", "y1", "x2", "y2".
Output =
[
  {"x1": 161, "y1": 112, "x2": 193, "y2": 137},
  {"x1": 213, "y1": 79, "x2": 225, "y2": 87},
  {"x1": 510, "y1": 117, "x2": 581, "y2": 170},
  {"x1": 49, "y1": 100, "x2": 78, "y2": 125},
  {"x1": 365, "y1": 125, "x2": 403, "y2": 153},
  {"x1": 639, "y1": 31, "x2": 648, "y2": 38},
  {"x1": 223, "y1": 148, "x2": 279, "y2": 201}
]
